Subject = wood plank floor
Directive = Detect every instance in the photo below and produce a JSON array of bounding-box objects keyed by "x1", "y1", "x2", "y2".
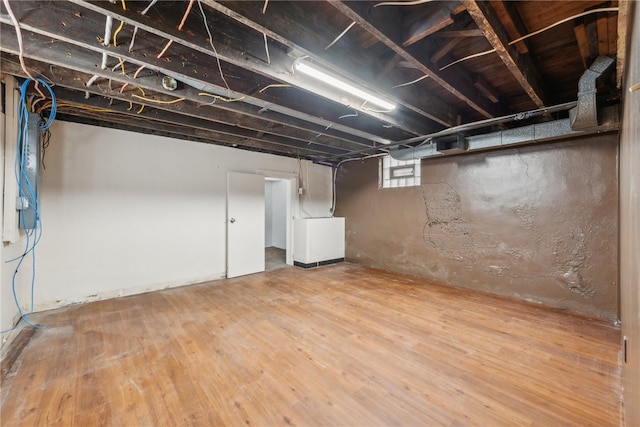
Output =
[{"x1": 1, "y1": 264, "x2": 621, "y2": 426}]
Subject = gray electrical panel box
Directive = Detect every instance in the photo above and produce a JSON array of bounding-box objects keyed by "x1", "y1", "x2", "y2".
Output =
[{"x1": 19, "y1": 113, "x2": 41, "y2": 230}]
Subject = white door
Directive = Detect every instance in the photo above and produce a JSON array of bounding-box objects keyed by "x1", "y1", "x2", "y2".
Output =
[{"x1": 227, "y1": 172, "x2": 265, "y2": 278}]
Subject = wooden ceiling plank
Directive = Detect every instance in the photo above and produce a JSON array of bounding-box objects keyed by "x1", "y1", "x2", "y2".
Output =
[
  {"x1": 68, "y1": 0, "x2": 428, "y2": 137},
  {"x1": 328, "y1": 0, "x2": 503, "y2": 120},
  {"x1": 461, "y1": 0, "x2": 547, "y2": 109},
  {"x1": 493, "y1": 1, "x2": 529, "y2": 54}
]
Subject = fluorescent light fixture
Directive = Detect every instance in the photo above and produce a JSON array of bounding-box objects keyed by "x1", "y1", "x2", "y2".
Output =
[{"x1": 294, "y1": 60, "x2": 396, "y2": 111}]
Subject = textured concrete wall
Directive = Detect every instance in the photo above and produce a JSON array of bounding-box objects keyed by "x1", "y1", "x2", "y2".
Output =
[{"x1": 336, "y1": 134, "x2": 618, "y2": 319}]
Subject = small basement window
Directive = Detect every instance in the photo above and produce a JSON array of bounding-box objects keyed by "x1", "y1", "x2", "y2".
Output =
[{"x1": 379, "y1": 156, "x2": 421, "y2": 188}]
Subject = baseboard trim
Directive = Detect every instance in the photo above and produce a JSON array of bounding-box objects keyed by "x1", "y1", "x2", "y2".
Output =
[{"x1": 294, "y1": 258, "x2": 344, "y2": 269}]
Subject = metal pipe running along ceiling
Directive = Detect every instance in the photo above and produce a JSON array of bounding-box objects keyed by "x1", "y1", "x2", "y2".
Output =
[{"x1": 389, "y1": 55, "x2": 618, "y2": 161}]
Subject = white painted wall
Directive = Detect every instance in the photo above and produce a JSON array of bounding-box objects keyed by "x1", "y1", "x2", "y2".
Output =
[
  {"x1": 265, "y1": 181, "x2": 274, "y2": 247},
  {"x1": 1, "y1": 120, "x2": 332, "y2": 313},
  {"x1": 271, "y1": 180, "x2": 288, "y2": 249}
]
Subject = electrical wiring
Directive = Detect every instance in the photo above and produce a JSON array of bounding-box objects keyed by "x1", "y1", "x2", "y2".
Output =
[
  {"x1": 439, "y1": 49, "x2": 495, "y2": 71},
  {"x1": 330, "y1": 153, "x2": 387, "y2": 216},
  {"x1": 2, "y1": 78, "x2": 57, "y2": 334},
  {"x1": 507, "y1": 7, "x2": 618, "y2": 46},
  {"x1": 438, "y1": 7, "x2": 618, "y2": 72},
  {"x1": 197, "y1": 0, "x2": 231, "y2": 95},
  {"x1": 374, "y1": 0, "x2": 433, "y2": 8},
  {"x1": 297, "y1": 158, "x2": 313, "y2": 218},
  {"x1": 262, "y1": 0, "x2": 268, "y2": 14},
  {"x1": 2, "y1": 0, "x2": 46, "y2": 103},
  {"x1": 198, "y1": 92, "x2": 246, "y2": 102},
  {"x1": 117, "y1": 57, "x2": 126, "y2": 75},
  {"x1": 178, "y1": 0, "x2": 196, "y2": 31},
  {"x1": 141, "y1": 0, "x2": 158, "y2": 15},
  {"x1": 630, "y1": 83, "x2": 640, "y2": 93},
  {"x1": 258, "y1": 84, "x2": 291, "y2": 93},
  {"x1": 130, "y1": 0, "x2": 157, "y2": 52},
  {"x1": 339, "y1": 110, "x2": 358, "y2": 119},
  {"x1": 325, "y1": 21, "x2": 356, "y2": 50},
  {"x1": 157, "y1": 39, "x2": 174, "y2": 59},
  {"x1": 361, "y1": 101, "x2": 394, "y2": 114},
  {"x1": 392, "y1": 74, "x2": 429, "y2": 88},
  {"x1": 113, "y1": 20, "x2": 126, "y2": 47},
  {"x1": 131, "y1": 94, "x2": 186, "y2": 104},
  {"x1": 263, "y1": 33, "x2": 271, "y2": 65},
  {"x1": 129, "y1": 26, "x2": 138, "y2": 52}
]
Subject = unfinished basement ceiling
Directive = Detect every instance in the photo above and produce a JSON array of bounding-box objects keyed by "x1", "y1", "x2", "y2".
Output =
[{"x1": 0, "y1": 0, "x2": 627, "y2": 163}]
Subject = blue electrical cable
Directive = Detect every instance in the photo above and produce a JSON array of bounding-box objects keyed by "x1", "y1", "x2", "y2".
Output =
[{"x1": 1, "y1": 78, "x2": 56, "y2": 334}]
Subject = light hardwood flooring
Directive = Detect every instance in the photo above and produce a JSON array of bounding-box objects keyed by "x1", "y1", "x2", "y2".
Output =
[{"x1": 0, "y1": 264, "x2": 621, "y2": 426}]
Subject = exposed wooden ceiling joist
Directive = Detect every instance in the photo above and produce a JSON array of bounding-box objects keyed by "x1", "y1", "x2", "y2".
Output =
[
  {"x1": 328, "y1": 0, "x2": 506, "y2": 120},
  {"x1": 402, "y1": 2, "x2": 466, "y2": 47},
  {"x1": 1, "y1": 1, "x2": 401, "y2": 148},
  {"x1": 68, "y1": 0, "x2": 435, "y2": 136},
  {"x1": 201, "y1": 0, "x2": 456, "y2": 128},
  {"x1": 0, "y1": 0, "x2": 624, "y2": 163},
  {"x1": 1, "y1": 55, "x2": 348, "y2": 159},
  {"x1": 461, "y1": 0, "x2": 547, "y2": 109}
]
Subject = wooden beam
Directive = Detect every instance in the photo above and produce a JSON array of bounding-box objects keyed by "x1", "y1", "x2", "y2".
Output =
[
  {"x1": 616, "y1": 0, "x2": 629, "y2": 88},
  {"x1": 376, "y1": 54, "x2": 402, "y2": 82},
  {"x1": 403, "y1": 3, "x2": 462, "y2": 47},
  {"x1": 328, "y1": 0, "x2": 504, "y2": 120},
  {"x1": 472, "y1": 74, "x2": 500, "y2": 104},
  {"x1": 596, "y1": 14, "x2": 609, "y2": 56},
  {"x1": 436, "y1": 29, "x2": 484, "y2": 38},
  {"x1": 574, "y1": 23, "x2": 593, "y2": 70},
  {"x1": 461, "y1": 0, "x2": 546, "y2": 109},
  {"x1": 430, "y1": 38, "x2": 463, "y2": 64}
]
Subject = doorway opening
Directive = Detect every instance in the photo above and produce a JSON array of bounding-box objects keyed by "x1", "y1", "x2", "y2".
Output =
[{"x1": 265, "y1": 178, "x2": 291, "y2": 271}]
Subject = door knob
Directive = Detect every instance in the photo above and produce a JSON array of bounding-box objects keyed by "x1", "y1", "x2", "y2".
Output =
[{"x1": 230, "y1": 218, "x2": 236, "y2": 223}]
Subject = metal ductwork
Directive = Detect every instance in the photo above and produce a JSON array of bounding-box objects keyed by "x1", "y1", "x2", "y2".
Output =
[
  {"x1": 569, "y1": 55, "x2": 616, "y2": 130},
  {"x1": 390, "y1": 56, "x2": 619, "y2": 161}
]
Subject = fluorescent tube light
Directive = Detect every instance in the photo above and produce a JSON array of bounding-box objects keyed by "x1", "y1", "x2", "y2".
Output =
[{"x1": 294, "y1": 61, "x2": 396, "y2": 111}]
